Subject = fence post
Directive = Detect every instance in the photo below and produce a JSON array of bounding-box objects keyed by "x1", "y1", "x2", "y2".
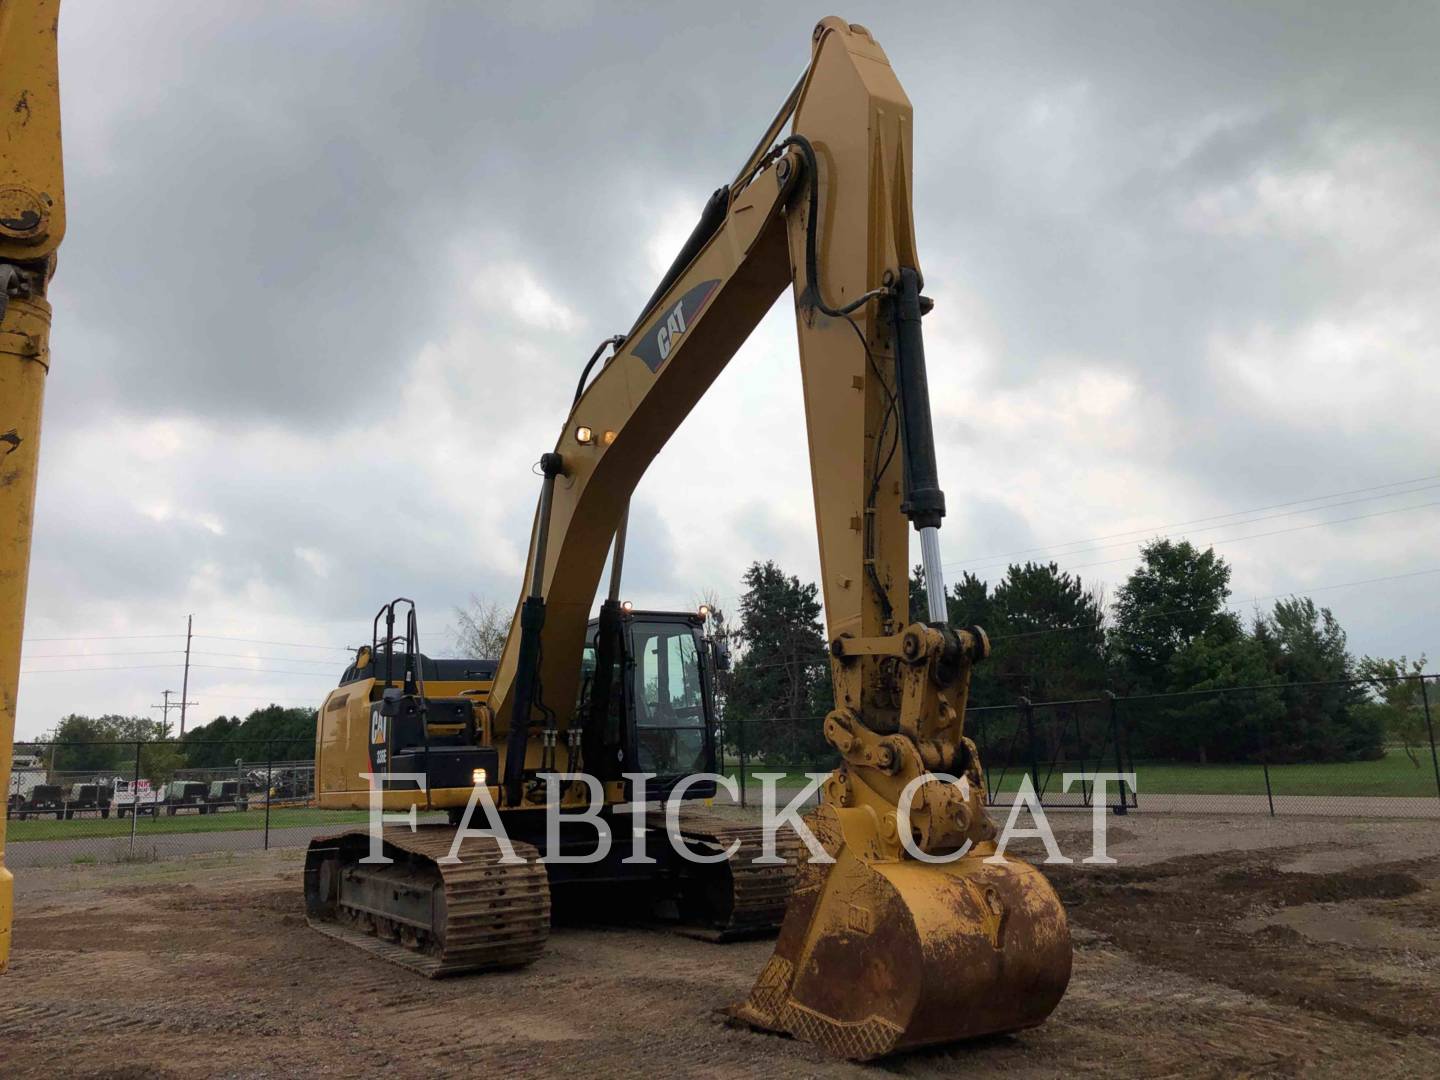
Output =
[
  {"x1": 1106, "y1": 692, "x2": 1127, "y2": 816},
  {"x1": 1260, "y1": 701, "x2": 1276, "y2": 817},
  {"x1": 1420, "y1": 676, "x2": 1440, "y2": 802},
  {"x1": 1020, "y1": 697, "x2": 1041, "y2": 800},
  {"x1": 129, "y1": 740, "x2": 141, "y2": 857},
  {"x1": 738, "y1": 719, "x2": 748, "y2": 809},
  {"x1": 1072, "y1": 705, "x2": 1090, "y2": 807},
  {"x1": 265, "y1": 743, "x2": 273, "y2": 851},
  {"x1": 977, "y1": 710, "x2": 992, "y2": 804}
]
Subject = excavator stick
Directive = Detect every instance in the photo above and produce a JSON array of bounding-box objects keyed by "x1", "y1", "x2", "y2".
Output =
[
  {"x1": 723, "y1": 19, "x2": 1074, "y2": 1057},
  {"x1": 732, "y1": 804, "x2": 1071, "y2": 1059}
]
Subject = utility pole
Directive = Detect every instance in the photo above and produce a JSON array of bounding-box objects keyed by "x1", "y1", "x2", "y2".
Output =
[
  {"x1": 151, "y1": 690, "x2": 175, "y2": 732},
  {"x1": 151, "y1": 689, "x2": 196, "y2": 737},
  {"x1": 179, "y1": 614, "x2": 193, "y2": 735}
]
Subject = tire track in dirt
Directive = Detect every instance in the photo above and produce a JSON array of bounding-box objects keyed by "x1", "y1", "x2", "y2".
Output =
[
  {"x1": 1051, "y1": 848, "x2": 1440, "y2": 1040},
  {"x1": 10, "y1": 821, "x2": 1440, "y2": 1077}
]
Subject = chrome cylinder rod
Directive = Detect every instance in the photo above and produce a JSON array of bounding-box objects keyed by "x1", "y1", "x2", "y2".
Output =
[
  {"x1": 607, "y1": 503, "x2": 629, "y2": 602},
  {"x1": 920, "y1": 525, "x2": 947, "y2": 623}
]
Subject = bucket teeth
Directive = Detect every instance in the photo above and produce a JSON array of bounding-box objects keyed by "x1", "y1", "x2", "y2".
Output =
[{"x1": 731, "y1": 804, "x2": 1072, "y2": 1061}]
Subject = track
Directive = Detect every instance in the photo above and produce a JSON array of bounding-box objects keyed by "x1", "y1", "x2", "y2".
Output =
[
  {"x1": 655, "y1": 809, "x2": 806, "y2": 941},
  {"x1": 304, "y1": 825, "x2": 550, "y2": 977}
]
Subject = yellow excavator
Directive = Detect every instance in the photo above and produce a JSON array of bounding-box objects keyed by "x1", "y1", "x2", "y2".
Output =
[
  {"x1": 308, "y1": 597, "x2": 801, "y2": 955},
  {"x1": 0, "y1": 4, "x2": 1071, "y2": 1060}
]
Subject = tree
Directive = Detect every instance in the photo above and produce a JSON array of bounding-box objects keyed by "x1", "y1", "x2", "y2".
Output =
[
  {"x1": 182, "y1": 705, "x2": 319, "y2": 766},
  {"x1": 987, "y1": 562, "x2": 1108, "y2": 704},
  {"x1": 1158, "y1": 630, "x2": 1282, "y2": 762},
  {"x1": 1113, "y1": 540, "x2": 1238, "y2": 693},
  {"x1": 452, "y1": 594, "x2": 511, "y2": 659},
  {"x1": 910, "y1": 566, "x2": 994, "y2": 632},
  {"x1": 1255, "y1": 597, "x2": 1376, "y2": 762},
  {"x1": 725, "y1": 561, "x2": 833, "y2": 766},
  {"x1": 911, "y1": 563, "x2": 1099, "y2": 708},
  {"x1": 1355, "y1": 654, "x2": 1429, "y2": 766},
  {"x1": 42, "y1": 714, "x2": 172, "y2": 775}
]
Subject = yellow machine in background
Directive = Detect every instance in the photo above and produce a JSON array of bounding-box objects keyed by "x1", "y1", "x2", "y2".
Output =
[
  {"x1": 0, "y1": 0, "x2": 65, "y2": 974},
  {"x1": 0, "y1": 4, "x2": 1071, "y2": 1059}
]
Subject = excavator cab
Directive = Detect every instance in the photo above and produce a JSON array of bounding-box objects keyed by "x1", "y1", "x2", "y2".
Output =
[
  {"x1": 579, "y1": 608, "x2": 719, "y2": 802},
  {"x1": 314, "y1": 599, "x2": 724, "y2": 813}
]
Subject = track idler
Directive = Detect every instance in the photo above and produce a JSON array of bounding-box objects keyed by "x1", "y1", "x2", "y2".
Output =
[{"x1": 732, "y1": 803, "x2": 1071, "y2": 1061}]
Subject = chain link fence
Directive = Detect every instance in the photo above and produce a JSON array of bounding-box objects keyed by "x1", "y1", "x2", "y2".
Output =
[
  {"x1": 721, "y1": 674, "x2": 1440, "y2": 818},
  {"x1": 4, "y1": 739, "x2": 356, "y2": 867},
  {"x1": 8, "y1": 675, "x2": 1436, "y2": 866}
]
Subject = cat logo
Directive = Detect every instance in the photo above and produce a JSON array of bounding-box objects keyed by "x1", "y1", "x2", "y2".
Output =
[
  {"x1": 631, "y1": 279, "x2": 720, "y2": 373},
  {"x1": 370, "y1": 705, "x2": 387, "y2": 746}
]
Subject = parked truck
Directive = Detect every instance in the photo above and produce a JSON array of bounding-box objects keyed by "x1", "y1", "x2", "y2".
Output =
[
  {"x1": 6, "y1": 753, "x2": 47, "y2": 817},
  {"x1": 112, "y1": 778, "x2": 162, "y2": 818},
  {"x1": 15, "y1": 784, "x2": 65, "y2": 820}
]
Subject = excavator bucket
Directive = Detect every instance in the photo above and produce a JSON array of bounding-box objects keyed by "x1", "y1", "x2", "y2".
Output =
[{"x1": 732, "y1": 804, "x2": 1072, "y2": 1061}]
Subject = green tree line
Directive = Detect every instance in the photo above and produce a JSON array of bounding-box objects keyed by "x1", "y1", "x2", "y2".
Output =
[
  {"x1": 20, "y1": 705, "x2": 318, "y2": 782},
  {"x1": 721, "y1": 540, "x2": 1426, "y2": 767}
]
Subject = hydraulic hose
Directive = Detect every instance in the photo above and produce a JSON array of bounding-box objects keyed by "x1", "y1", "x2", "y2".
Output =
[
  {"x1": 780, "y1": 134, "x2": 889, "y2": 319},
  {"x1": 572, "y1": 334, "x2": 626, "y2": 408}
]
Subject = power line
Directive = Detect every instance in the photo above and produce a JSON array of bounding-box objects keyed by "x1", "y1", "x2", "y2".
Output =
[
  {"x1": 988, "y1": 566, "x2": 1440, "y2": 644},
  {"x1": 946, "y1": 489, "x2": 1440, "y2": 577},
  {"x1": 20, "y1": 663, "x2": 182, "y2": 674},
  {"x1": 195, "y1": 692, "x2": 323, "y2": 703},
  {"x1": 21, "y1": 633, "x2": 184, "y2": 643},
  {"x1": 195, "y1": 634, "x2": 351, "y2": 652},
  {"x1": 189, "y1": 664, "x2": 334, "y2": 677},
  {"x1": 20, "y1": 661, "x2": 335, "y2": 677},
  {"x1": 21, "y1": 632, "x2": 351, "y2": 651},
  {"x1": 24, "y1": 649, "x2": 345, "y2": 666},
  {"x1": 151, "y1": 689, "x2": 197, "y2": 731},
  {"x1": 190, "y1": 650, "x2": 341, "y2": 666},
  {"x1": 1055, "y1": 499, "x2": 1440, "y2": 576},
  {"x1": 941, "y1": 472, "x2": 1440, "y2": 572},
  {"x1": 727, "y1": 564, "x2": 1440, "y2": 671},
  {"x1": 22, "y1": 649, "x2": 183, "y2": 659},
  {"x1": 702, "y1": 480, "x2": 1440, "y2": 613}
]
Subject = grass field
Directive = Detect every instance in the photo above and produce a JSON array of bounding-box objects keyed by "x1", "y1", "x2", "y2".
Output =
[
  {"x1": 724, "y1": 748, "x2": 1440, "y2": 799},
  {"x1": 6, "y1": 808, "x2": 371, "y2": 842},
  {"x1": 9, "y1": 749, "x2": 1437, "y2": 842}
]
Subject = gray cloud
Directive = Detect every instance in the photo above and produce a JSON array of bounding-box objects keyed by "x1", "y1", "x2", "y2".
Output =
[{"x1": 17, "y1": 1, "x2": 1440, "y2": 735}]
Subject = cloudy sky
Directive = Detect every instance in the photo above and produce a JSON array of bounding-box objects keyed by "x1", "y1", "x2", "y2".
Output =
[{"x1": 17, "y1": 1, "x2": 1439, "y2": 739}]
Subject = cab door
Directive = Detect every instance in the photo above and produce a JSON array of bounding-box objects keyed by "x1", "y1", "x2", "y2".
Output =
[{"x1": 624, "y1": 617, "x2": 717, "y2": 801}]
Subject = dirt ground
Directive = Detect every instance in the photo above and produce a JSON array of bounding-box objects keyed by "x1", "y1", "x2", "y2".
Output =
[{"x1": 5, "y1": 810, "x2": 1440, "y2": 1079}]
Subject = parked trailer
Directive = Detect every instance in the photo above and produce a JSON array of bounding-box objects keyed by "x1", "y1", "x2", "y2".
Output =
[
  {"x1": 206, "y1": 780, "x2": 249, "y2": 813},
  {"x1": 162, "y1": 781, "x2": 210, "y2": 815},
  {"x1": 64, "y1": 782, "x2": 114, "y2": 819}
]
